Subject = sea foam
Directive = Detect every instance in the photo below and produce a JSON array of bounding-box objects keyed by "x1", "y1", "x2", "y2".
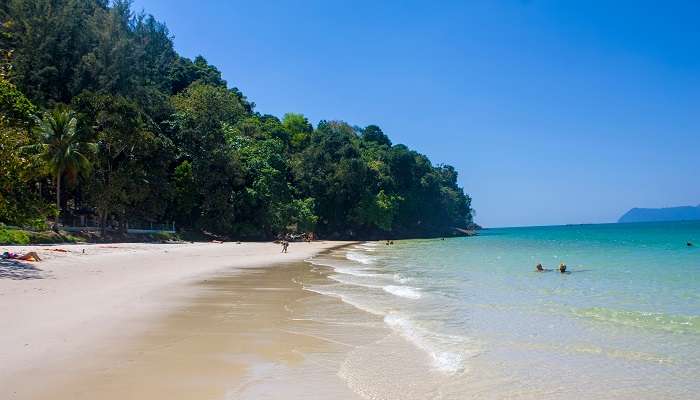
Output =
[
  {"x1": 307, "y1": 246, "x2": 480, "y2": 376},
  {"x1": 384, "y1": 313, "x2": 478, "y2": 374},
  {"x1": 328, "y1": 274, "x2": 384, "y2": 289},
  {"x1": 303, "y1": 286, "x2": 384, "y2": 316},
  {"x1": 345, "y1": 251, "x2": 376, "y2": 265},
  {"x1": 383, "y1": 285, "x2": 422, "y2": 299}
]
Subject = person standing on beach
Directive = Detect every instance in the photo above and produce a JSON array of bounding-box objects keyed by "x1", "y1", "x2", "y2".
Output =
[{"x1": 281, "y1": 240, "x2": 289, "y2": 253}]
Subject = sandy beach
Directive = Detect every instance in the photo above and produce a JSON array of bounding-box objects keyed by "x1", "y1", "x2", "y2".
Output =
[
  {"x1": 0, "y1": 241, "x2": 353, "y2": 399},
  {"x1": 3, "y1": 238, "x2": 698, "y2": 400}
]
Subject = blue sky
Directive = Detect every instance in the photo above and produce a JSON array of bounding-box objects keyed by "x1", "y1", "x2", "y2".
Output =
[{"x1": 132, "y1": 0, "x2": 699, "y2": 227}]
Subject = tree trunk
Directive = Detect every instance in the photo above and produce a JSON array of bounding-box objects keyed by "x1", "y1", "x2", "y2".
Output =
[
  {"x1": 56, "y1": 171, "x2": 62, "y2": 217},
  {"x1": 118, "y1": 212, "x2": 127, "y2": 235},
  {"x1": 50, "y1": 172, "x2": 62, "y2": 232},
  {"x1": 100, "y1": 213, "x2": 106, "y2": 236}
]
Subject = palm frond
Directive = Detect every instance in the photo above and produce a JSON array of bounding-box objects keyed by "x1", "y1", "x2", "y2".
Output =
[
  {"x1": 18, "y1": 142, "x2": 48, "y2": 154},
  {"x1": 32, "y1": 107, "x2": 95, "y2": 183}
]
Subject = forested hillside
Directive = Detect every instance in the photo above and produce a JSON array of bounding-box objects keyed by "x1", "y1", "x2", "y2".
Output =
[
  {"x1": 0, "y1": 0, "x2": 474, "y2": 239},
  {"x1": 618, "y1": 205, "x2": 700, "y2": 223}
]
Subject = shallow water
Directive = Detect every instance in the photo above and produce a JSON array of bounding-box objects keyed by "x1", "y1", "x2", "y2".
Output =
[{"x1": 305, "y1": 221, "x2": 700, "y2": 399}]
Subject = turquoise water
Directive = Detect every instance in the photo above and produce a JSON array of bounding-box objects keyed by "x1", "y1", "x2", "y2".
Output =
[{"x1": 306, "y1": 221, "x2": 700, "y2": 399}]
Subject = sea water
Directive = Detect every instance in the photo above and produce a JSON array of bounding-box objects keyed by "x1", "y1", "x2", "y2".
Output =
[{"x1": 305, "y1": 221, "x2": 700, "y2": 399}]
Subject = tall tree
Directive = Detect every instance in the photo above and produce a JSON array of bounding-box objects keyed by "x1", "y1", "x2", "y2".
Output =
[
  {"x1": 0, "y1": 76, "x2": 49, "y2": 227},
  {"x1": 73, "y1": 0, "x2": 137, "y2": 97},
  {"x1": 25, "y1": 107, "x2": 96, "y2": 216},
  {"x1": 1, "y1": 0, "x2": 105, "y2": 105},
  {"x1": 282, "y1": 113, "x2": 313, "y2": 149},
  {"x1": 170, "y1": 83, "x2": 246, "y2": 233},
  {"x1": 73, "y1": 91, "x2": 173, "y2": 232}
]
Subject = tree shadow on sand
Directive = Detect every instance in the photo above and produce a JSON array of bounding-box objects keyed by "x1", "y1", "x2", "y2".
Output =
[{"x1": 0, "y1": 259, "x2": 45, "y2": 280}]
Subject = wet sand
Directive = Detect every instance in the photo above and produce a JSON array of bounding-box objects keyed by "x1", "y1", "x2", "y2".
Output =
[
  {"x1": 0, "y1": 242, "x2": 354, "y2": 399},
  {"x1": 24, "y1": 261, "x2": 386, "y2": 399}
]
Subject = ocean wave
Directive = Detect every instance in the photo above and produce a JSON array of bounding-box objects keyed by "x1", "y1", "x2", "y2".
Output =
[
  {"x1": 306, "y1": 248, "x2": 479, "y2": 375},
  {"x1": 308, "y1": 253, "x2": 388, "y2": 281},
  {"x1": 346, "y1": 251, "x2": 376, "y2": 265},
  {"x1": 306, "y1": 257, "x2": 375, "y2": 273},
  {"x1": 384, "y1": 313, "x2": 479, "y2": 374},
  {"x1": 333, "y1": 267, "x2": 383, "y2": 278},
  {"x1": 357, "y1": 242, "x2": 379, "y2": 252},
  {"x1": 572, "y1": 307, "x2": 700, "y2": 334},
  {"x1": 303, "y1": 286, "x2": 384, "y2": 316},
  {"x1": 328, "y1": 274, "x2": 384, "y2": 289},
  {"x1": 305, "y1": 257, "x2": 350, "y2": 268},
  {"x1": 383, "y1": 285, "x2": 422, "y2": 299}
]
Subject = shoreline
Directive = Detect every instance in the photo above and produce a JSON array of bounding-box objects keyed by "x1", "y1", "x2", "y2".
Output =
[
  {"x1": 3, "y1": 226, "x2": 696, "y2": 399},
  {"x1": 0, "y1": 240, "x2": 354, "y2": 399},
  {"x1": 31, "y1": 261, "x2": 382, "y2": 399}
]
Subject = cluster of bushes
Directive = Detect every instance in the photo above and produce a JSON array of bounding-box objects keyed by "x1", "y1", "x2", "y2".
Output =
[{"x1": 0, "y1": 226, "x2": 80, "y2": 245}]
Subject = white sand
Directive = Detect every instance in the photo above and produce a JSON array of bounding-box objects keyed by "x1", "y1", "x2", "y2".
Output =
[{"x1": 0, "y1": 241, "x2": 350, "y2": 397}]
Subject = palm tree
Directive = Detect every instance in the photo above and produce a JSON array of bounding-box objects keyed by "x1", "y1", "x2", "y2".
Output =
[{"x1": 25, "y1": 107, "x2": 96, "y2": 217}]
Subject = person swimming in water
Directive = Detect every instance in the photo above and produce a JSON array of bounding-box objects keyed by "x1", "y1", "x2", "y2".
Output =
[
  {"x1": 688, "y1": 242, "x2": 694, "y2": 247},
  {"x1": 536, "y1": 263, "x2": 545, "y2": 272},
  {"x1": 559, "y1": 263, "x2": 567, "y2": 273}
]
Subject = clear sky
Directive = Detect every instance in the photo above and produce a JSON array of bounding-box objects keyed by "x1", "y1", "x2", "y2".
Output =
[{"x1": 132, "y1": 0, "x2": 699, "y2": 227}]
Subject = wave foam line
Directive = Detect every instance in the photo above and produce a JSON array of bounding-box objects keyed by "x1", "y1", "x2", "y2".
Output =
[
  {"x1": 345, "y1": 251, "x2": 377, "y2": 265},
  {"x1": 383, "y1": 285, "x2": 422, "y2": 299},
  {"x1": 303, "y1": 286, "x2": 385, "y2": 316},
  {"x1": 384, "y1": 313, "x2": 479, "y2": 375}
]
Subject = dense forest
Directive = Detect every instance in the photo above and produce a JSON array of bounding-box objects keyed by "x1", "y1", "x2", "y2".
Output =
[{"x1": 0, "y1": 0, "x2": 474, "y2": 240}]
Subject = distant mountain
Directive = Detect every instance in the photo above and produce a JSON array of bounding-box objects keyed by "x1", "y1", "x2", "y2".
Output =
[{"x1": 618, "y1": 205, "x2": 700, "y2": 223}]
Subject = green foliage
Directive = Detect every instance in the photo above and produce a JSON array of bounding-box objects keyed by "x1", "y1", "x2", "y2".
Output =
[
  {"x1": 0, "y1": 228, "x2": 80, "y2": 244},
  {"x1": 149, "y1": 231, "x2": 178, "y2": 241},
  {"x1": 25, "y1": 106, "x2": 96, "y2": 214},
  {"x1": 287, "y1": 198, "x2": 319, "y2": 233},
  {"x1": 283, "y1": 113, "x2": 313, "y2": 149},
  {"x1": 170, "y1": 55, "x2": 225, "y2": 93},
  {"x1": 31, "y1": 107, "x2": 95, "y2": 184},
  {"x1": 352, "y1": 190, "x2": 402, "y2": 232},
  {"x1": 0, "y1": 227, "x2": 30, "y2": 245},
  {"x1": 173, "y1": 160, "x2": 197, "y2": 225},
  {"x1": 361, "y1": 124, "x2": 392, "y2": 147},
  {"x1": 73, "y1": 92, "x2": 173, "y2": 230},
  {"x1": 27, "y1": 230, "x2": 79, "y2": 244},
  {"x1": 0, "y1": 77, "x2": 36, "y2": 124},
  {"x1": 0, "y1": 77, "x2": 52, "y2": 227},
  {"x1": 1, "y1": 0, "x2": 105, "y2": 104},
  {"x1": 0, "y1": 0, "x2": 474, "y2": 240},
  {"x1": 172, "y1": 83, "x2": 246, "y2": 157},
  {"x1": 171, "y1": 83, "x2": 246, "y2": 233},
  {"x1": 0, "y1": 127, "x2": 52, "y2": 225}
]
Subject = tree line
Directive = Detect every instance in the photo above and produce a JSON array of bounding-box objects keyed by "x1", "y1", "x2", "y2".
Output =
[{"x1": 0, "y1": 0, "x2": 474, "y2": 240}]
